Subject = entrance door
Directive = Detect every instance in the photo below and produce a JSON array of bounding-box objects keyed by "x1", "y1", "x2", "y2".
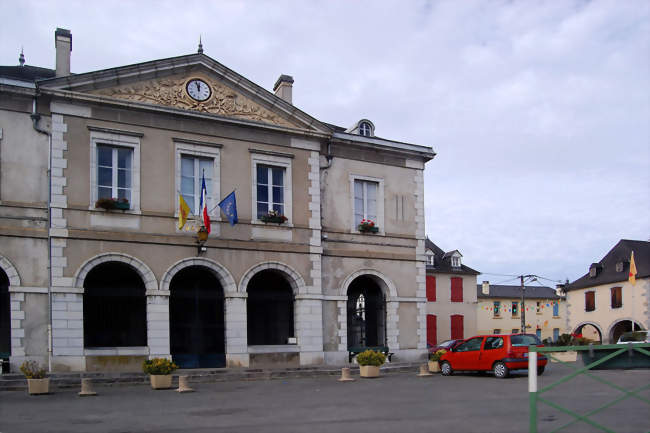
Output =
[
  {"x1": 347, "y1": 276, "x2": 386, "y2": 348},
  {"x1": 170, "y1": 267, "x2": 225, "y2": 368},
  {"x1": 0, "y1": 270, "x2": 10, "y2": 359}
]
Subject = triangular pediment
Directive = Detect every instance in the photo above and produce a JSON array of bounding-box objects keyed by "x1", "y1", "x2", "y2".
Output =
[{"x1": 39, "y1": 54, "x2": 330, "y2": 132}]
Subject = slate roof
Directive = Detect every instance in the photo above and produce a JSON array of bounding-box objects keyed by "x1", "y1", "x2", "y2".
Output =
[
  {"x1": 425, "y1": 238, "x2": 479, "y2": 275},
  {"x1": 0, "y1": 65, "x2": 56, "y2": 81},
  {"x1": 476, "y1": 284, "x2": 562, "y2": 300},
  {"x1": 565, "y1": 239, "x2": 650, "y2": 291}
]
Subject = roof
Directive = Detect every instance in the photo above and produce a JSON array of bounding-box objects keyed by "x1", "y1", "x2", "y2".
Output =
[
  {"x1": 565, "y1": 239, "x2": 650, "y2": 291},
  {"x1": 425, "y1": 238, "x2": 479, "y2": 275},
  {"x1": 476, "y1": 284, "x2": 562, "y2": 300},
  {"x1": 0, "y1": 65, "x2": 55, "y2": 81}
]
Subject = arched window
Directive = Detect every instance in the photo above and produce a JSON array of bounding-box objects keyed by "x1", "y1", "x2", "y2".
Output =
[
  {"x1": 347, "y1": 276, "x2": 385, "y2": 348},
  {"x1": 83, "y1": 262, "x2": 146, "y2": 347},
  {"x1": 0, "y1": 269, "x2": 10, "y2": 358},
  {"x1": 359, "y1": 121, "x2": 372, "y2": 137},
  {"x1": 247, "y1": 270, "x2": 294, "y2": 345}
]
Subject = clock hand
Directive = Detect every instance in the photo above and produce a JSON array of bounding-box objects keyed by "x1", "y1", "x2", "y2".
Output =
[{"x1": 195, "y1": 82, "x2": 200, "y2": 92}]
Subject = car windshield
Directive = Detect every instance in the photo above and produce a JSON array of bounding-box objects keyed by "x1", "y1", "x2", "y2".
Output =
[
  {"x1": 440, "y1": 340, "x2": 454, "y2": 348},
  {"x1": 511, "y1": 334, "x2": 540, "y2": 346},
  {"x1": 619, "y1": 331, "x2": 648, "y2": 342}
]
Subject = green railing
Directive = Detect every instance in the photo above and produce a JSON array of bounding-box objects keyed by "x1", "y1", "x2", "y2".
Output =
[{"x1": 528, "y1": 343, "x2": 650, "y2": 433}]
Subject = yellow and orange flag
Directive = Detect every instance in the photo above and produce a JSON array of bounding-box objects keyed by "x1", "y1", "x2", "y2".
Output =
[
  {"x1": 629, "y1": 251, "x2": 637, "y2": 285},
  {"x1": 178, "y1": 194, "x2": 191, "y2": 230}
]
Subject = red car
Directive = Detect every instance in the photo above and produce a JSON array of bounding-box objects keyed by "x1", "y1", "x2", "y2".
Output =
[{"x1": 439, "y1": 333, "x2": 547, "y2": 378}]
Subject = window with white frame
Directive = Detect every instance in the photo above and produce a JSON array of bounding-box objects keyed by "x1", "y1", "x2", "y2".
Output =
[
  {"x1": 90, "y1": 129, "x2": 141, "y2": 212},
  {"x1": 350, "y1": 175, "x2": 384, "y2": 232},
  {"x1": 426, "y1": 250, "x2": 434, "y2": 265},
  {"x1": 97, "y1": 145, "x2": 132, "y2": 203},
  {"x1": 451, "y1": 256, "x2": 461, "y2": 268},
  {"x1": 359, "y1": 121, "x2": 372, "y2": 137},
  {"x1": 174, "y1": 140, "x2": 220, "y2": 221},
  {"x1": 251, "y1": 151, "x2": 292, "y2": 223}
]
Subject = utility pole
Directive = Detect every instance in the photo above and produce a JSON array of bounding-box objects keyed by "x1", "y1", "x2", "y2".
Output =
[{"x1": 520, "y1": 275, "x2": 526, "y2": 333}]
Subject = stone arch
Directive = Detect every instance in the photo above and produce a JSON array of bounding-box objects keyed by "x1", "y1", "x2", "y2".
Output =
[
  {"x1": 573, "y1": 321, "x2": 603, "y2": 342},
  {"x1": 74, "y1": 253, "x2": 157, "y2": 291},
  {"x1": 0, "y1": 254, "x2": 21, "y2": 286},
  {"x1": 340, "y1": 269, "x2": 397, "y2": 300},
  {"x1": 607, "y1": 318, "x2": 645, "y2": 343},
  {"x1": 238, "y1": 262, "x2": 306, "y2": 295},
  {"x1": 161, "y1": 258, "x2": 237, "y2": 294}
]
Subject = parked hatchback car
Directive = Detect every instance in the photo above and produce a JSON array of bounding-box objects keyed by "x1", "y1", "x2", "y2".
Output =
[
  {"x1": 616, "y1": 330, "x2": 650, "y2": 344},
  {"x1": 439, "y1": 333, "x2": 547, "y2": 378},
  {"x1": 428, "y1": 339, "x2": 463, "y2": 354}
]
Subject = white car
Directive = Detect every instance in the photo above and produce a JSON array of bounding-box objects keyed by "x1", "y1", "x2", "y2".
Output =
[{"x1": 616, "y1": 330, "x2": 650, "y2": 344}]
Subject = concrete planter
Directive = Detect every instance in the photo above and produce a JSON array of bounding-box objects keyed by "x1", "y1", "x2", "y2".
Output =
[
  {"x1": 150, "y1": 374, "x2": 173, "y2": 389},
  {"x1": 359, "y1": 365, "x2": 380, "y2": 378},
  {"x1": 27, "y1": 378, "x2": 50, "y2": 395},
  {"x1": 428, "y1": 361, "x2": 441, "y2": 373}
]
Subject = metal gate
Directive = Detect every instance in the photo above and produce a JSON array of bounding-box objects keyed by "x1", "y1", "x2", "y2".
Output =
[
  {"x1": 170, "y1": 267, "x2": 225, "y2": 368},
  {"x1": 347, "y1": 276, "x2": 386, "y2": 348},
  {"x1": 528, "y1": 343, "x2": 650, "y2": 433}
]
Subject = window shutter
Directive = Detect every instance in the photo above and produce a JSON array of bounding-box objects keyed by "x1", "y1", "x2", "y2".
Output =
[
  {"x1": 426, "y1": 276, "x2": 436, "y2": 301},
  {"x1": 426, "y1": 314, "x2": 437, "y2": 346},
  {"x1": 450, "y1": 277, "x2": 463, "y2": 302},
  {"x1": 585, "y1": 291, "x2": 595, "y2": 311},
  {"x1": 451, "y1": 314, "x2": 464, "y2": 340}
]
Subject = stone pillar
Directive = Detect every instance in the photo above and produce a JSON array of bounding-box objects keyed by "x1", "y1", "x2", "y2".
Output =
[
  {"x1": 295, "y1": 296, "x2": 324, "y2": 365},
  {"x1": 146, "y1": 291, "x2": 170, "y2": 358},
  {"x1": 386, "y1": 301, "x2": 400, "y2": 350},
  {"x1": 9, "y1": 292, "x2": 25, "y2": 358},
  {"x1": 51, "y1": 291, "x2": 85, "y2": 371},
  {"x1": 337, "y1": 300, "x2": 348, "y2": 352},
  {"x1": 225, "y1": 293, "x2": 248, "y2": 367}
]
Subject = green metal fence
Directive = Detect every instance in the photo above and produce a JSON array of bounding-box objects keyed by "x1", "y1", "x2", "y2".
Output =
[{"x1": 528, "y1": 343, "x2": 650, "y2": 433}]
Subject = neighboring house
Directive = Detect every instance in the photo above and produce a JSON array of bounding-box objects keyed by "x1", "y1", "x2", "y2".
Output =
[
  {"x1": 0, "y1": 29, "x2": 435, "y2": 372},
  {"x1": 564, "y1": 239, "x2": 649, "y2": 344},
  {"x1": 476, "y1": 282, "x2": 566, "y2": 342},
  {"x1": 424, "y1": 238, "x2": 479, "y2": 346}
]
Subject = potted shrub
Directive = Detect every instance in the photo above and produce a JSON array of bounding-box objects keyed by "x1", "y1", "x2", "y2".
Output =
[
  {"x1": 95, "y1": 197, "x2": 130, "y2": 211},
  {"x1": 20, "y1": 360, "x2": 49, "y2": 395},
  {"x1": 356, "y1": 349, "x2": 386, "y2": 378},
  {"x1": 142, "y1": 357, "x2": 178, "y2": 389},
  {"x1": 428, "y1": 349, "x2": 446, "y2": 373},
  {"x1": 260, "y1": 210, "x2": 288, "y2": 224},
  {"x1": 357, "y1": 219, "x2": 379, "y2": 233}
]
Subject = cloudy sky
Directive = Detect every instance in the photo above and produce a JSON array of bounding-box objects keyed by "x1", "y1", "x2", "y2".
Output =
[{"x1": 2, "y1": 0, "x2": 648, "y2": 285}]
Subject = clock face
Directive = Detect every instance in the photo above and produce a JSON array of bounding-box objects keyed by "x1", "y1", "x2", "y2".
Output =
[{"x1": 186, "y1": 79, "x2": 211, "y2": 101}]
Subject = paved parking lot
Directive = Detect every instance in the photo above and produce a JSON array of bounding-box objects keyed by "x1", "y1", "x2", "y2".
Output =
[{"x1": 1, "y1": 364, "x2": 648, "y2": 433}]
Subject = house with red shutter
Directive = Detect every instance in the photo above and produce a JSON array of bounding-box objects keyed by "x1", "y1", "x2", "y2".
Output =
[{"x1": 425, "y1": 238, "x2": 479, "y2": 348}]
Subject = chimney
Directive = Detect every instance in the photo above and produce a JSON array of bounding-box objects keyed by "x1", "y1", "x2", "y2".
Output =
[
  {"x1": 273, "y1": 74, "x2": 294, "y2": 104},
  {"x1": 55, "y1": 28, "x2": 72, "y2": 77},
  {"x1": 482, "y1": 281, "x2": 490, "y2": 295}
]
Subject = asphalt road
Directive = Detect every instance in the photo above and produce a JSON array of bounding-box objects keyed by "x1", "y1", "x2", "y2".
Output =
[{"x1": 1, "y1": 364, "x2": 648, "y2": 433}]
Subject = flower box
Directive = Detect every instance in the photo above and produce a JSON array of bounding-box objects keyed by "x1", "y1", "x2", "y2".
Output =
[
  {"x1": 95, "y1": 197, "x2": 130, "y2": 211},
  {"x1": 260, "y1": 210, "x2": 287, "y2": 224},
  {"x1": 358, "y1": 219, "x2": 379, "y2": 233},
  {"x1": 149, "y1": 374, "x2": 173, "y2": 390}
]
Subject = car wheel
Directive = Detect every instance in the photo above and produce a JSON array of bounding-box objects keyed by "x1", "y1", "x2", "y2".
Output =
[
  {"x1": 441, "y1": 361, "x2": 453, "y2": 376},
  {"x1": 493, "y1": 361, "x2": 509, "y2": 378},
  {"x1": 537, "y1": 366, "x2": 545, "y2": 375}
]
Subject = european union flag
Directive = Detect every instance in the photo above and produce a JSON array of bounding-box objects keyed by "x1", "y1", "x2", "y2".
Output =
[{"x1": 218, "y1": 191, "x2": 238, "y2": 226}]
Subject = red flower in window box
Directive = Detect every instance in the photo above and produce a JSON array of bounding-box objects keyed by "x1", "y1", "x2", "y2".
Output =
[
  {"x1": 260, "y1": 210, "x2": 288, "y2": 224},
  {"x1": 358, "y1": 219, "x2": 379, "y2": 233}
]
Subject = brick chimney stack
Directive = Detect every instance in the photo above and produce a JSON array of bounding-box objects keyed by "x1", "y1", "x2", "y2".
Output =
[{"x1": 55, "y1": 28, "x2": 72, "y2": 77}]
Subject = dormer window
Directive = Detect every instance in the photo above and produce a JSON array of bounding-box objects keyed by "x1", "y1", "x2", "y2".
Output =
[
  {"x1": 425, "y1": 250, "x2": 434, "y2": 266},
  {"x1": 616, "y1": 262, "x2": 624, "y2": 273},
  {"x1": 359, "y1": 121, "x2": 372, "y2": 137},
  {"x1": 451, "y1": 256, "x2": 461, "y2": 268}
]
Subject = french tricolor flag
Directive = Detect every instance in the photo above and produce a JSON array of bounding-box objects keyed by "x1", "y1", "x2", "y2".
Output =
[{"x1": 200, "y1": 173, "x2": 211, "y2": 234}]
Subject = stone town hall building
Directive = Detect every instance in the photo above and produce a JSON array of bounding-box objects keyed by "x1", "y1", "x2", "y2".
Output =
[{"x1": 0, "y1": 29, "x2": 434, "y2": 372}]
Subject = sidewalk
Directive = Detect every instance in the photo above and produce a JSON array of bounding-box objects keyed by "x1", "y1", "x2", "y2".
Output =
[{"x1": 0, "y1": 362, "x2": 421, "y2": 391}]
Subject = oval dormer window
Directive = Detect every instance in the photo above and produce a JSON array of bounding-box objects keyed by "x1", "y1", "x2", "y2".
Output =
[{"x1": 359, "y1": 121, "x2": 372, "y2": 137}]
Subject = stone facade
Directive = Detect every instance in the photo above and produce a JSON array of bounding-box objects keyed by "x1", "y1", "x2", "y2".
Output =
[{"x1": 0, "y1": 30, "x2": 434, "y2": 372}]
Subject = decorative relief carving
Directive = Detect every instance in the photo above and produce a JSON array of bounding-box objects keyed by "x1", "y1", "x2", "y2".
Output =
[{"x1": 92, "y1": 76, "x2": 297, "y2": 128}]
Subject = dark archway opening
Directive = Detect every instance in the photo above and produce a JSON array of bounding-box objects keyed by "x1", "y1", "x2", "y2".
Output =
[
  {"x1": 575, "y1": 323, "x2": 602, "y2": 343},
  {"x1": 347, "y1": 276, "x2": 386, "y2": 348},
  {"x1": 170, "y1": 266, "x2": 225, "y2": 368},
  {"x1": 247, "y1": 270, "x2": 294, "y2": 345},
  {"x1": 0, "y1": 269, "x2": 10, "y2": 358},
  {"x1": 83, "y1": 262, "x2": 147, "y2": 347},
  {"x1": 610, "y1": 320, "x2": 644, "y2": 344}
]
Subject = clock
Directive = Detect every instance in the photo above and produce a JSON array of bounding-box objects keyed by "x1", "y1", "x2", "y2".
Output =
[{"x1": 186, "y1": 79, "x2": 211, "y2": 101}]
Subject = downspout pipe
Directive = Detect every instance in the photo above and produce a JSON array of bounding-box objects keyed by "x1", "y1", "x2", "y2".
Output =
[{"x1": 30, "y1": 92, "x2": 53, "y2": 373}]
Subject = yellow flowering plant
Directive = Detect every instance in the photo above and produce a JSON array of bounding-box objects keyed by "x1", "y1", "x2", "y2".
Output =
[
  {"x1": 142, "y1": 358, "x2": 178, "y2": 375},
  {"x1": 356, "y1": 349, "x2": 386, "y2": 366},
  {"x1": 429, "y1": 349, "x2": 447, "y2": 362}
]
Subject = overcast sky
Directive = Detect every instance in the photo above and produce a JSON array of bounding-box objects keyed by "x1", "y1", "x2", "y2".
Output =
[{"x1": 2, "y1": 0, "x2": 648, "y2": 286}]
